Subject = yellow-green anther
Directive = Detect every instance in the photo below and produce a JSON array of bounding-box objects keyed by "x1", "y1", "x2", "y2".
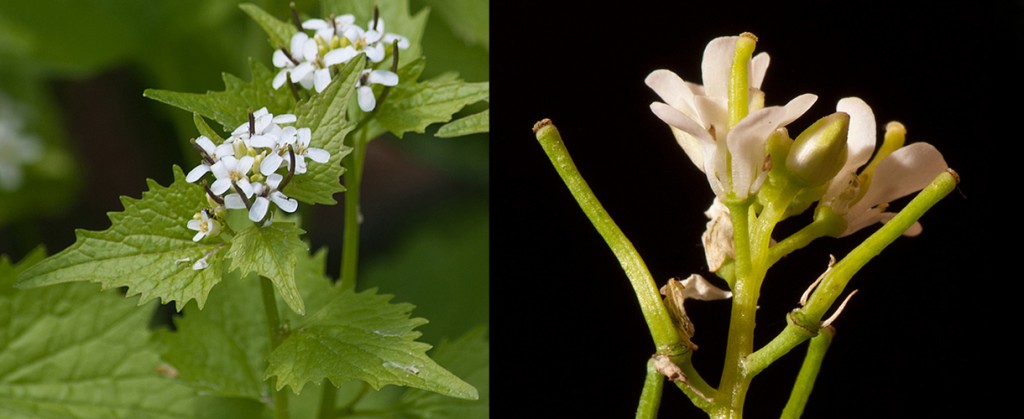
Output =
[
  {"x1": 728, "y1": 33, "x2": 758, "y2": 128},
  {"x1": 786, "y1": 112, "x2": 850, "y2": 186},
  {"x1": 857, "y1": 121, "x2": 906, "y2": 193}
]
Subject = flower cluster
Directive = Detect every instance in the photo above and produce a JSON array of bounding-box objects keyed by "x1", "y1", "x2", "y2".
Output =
[
  {"x1": 272, "y1": 9, "x2": 407, "y2": 112},
  {"x1": 185, "y1": 107, "x2": 329, "y2": 244},
  {"x1": 647, "y1": 34, "x2": 947, "y2": 237},
  {"x1": 0, "y1": 94, "x2": 42, "y2": 191}
]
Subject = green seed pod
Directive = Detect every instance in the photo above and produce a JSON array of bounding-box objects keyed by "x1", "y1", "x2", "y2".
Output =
[{"x1": 786, "y1": 112, "x2": 850, "y2": 186}]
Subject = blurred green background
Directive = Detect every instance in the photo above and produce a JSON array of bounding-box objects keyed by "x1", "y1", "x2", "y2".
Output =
[{"x1": 0, "y1": 0, "x2": 488, "y2": 345}]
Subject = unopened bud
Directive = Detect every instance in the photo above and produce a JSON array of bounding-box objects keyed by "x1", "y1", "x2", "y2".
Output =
[{"x1": 786, "y1": 112, "x2": 849, "y2": 186}]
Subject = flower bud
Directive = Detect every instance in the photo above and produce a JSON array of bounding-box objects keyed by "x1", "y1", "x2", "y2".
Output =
[{"x1": 785, "y1": 112, "x2": 849, "y2": 186}]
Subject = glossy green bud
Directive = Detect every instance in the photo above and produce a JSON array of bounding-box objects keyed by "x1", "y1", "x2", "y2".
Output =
[{"x1": 786, "y1": 112, "x2": 849, "y2": 186}]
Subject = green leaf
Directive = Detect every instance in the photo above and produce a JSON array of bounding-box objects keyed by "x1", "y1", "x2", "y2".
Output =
[
  {"x1": 265, "y1": 287, "x2": 478, "y2": 400},
  {"x1": 227, "y1": 222, "x2": 308, "y2": 315},
  {"x1": 193, "y1": 113, "x2": 226, "y2": 143},
  {"x1": 1, "y1": 254, "x2": 198, "y2": 418},
  {"x1": 395, "y1": 326, "x2": 490, "y2": 418},
  {"x1": 239, "y1": 3, "x2": 296, "y2": 50},
  {"x1": 143, "y1": 59, "x2": 297, "y2": 133},
  {"x1": 286, "y1": 57, "x2": 363, "y2": 205},
  {"x1": 436, "y1": 108, "x2": 489, "y2": 138},
  {"x1": 15, "y1": 166, "x2": 225, "y2": 311},
  {"x1": 321, "y1": 0, "x2": 429, "y2": 66},
  {"x1": 377, "y1": 58, "x2": 490, "y2": 138},
  {"x1": 161, "y1": 270, "x2": 270, "y2": 402},
  {"x1": 421, "y1": 0, "x2": 489, "y2": 50}
]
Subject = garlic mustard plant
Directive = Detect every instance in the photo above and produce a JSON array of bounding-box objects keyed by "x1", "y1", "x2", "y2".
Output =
[
  {"x1": 532, "y1": 32, "x2": 956, "y2": 418},
  {"x1": 7, "y1": 1, "x2": 489, "y2": 418}
]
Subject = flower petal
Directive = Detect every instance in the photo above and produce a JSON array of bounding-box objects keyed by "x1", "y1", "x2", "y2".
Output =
[
  {"x1": 273, "y1": 113, "x2": 296, "y2": 124},
  {"x1": 701, "y1": 36, "x2": 739, "y2": 102},
  {"x1": 324, "y1": 47, "x2": 357, "y2": 66},
  {"x1": 186, "y1": 164, "x2": 210, "y2": 183},
  {"x1": 302, "y1": 19, "x2": 329, "y2": 30},
  {"x1": 196, "y1": 136, "x2": 216, "y2": 154},
  {"x1": 272, "y1": 49, "x2": 291, "y2": 68},
  {"x1": 291, "y1": 62, "x2": 315, "y2": 82},
  {"x1": 261, "y1": 153, "x2": 284, "y2": 176},
  {"x1": 836, "y1": 97, "x2": 876, "y2": 174},
  {"x1": 290, "y1": 32, "x2": 309, "y2": 56},
  {"x1": 650, "y1": 102, "x2": 715, "y2": 172},
  {"x1": 307, "y1": 147, "x2": 330, "y2": 163},
  {"x1": 645, "y1": 69, "x2": 698, "y2": 116},
  {"x1": 249, "y1": 134, "x2": 277, "y2": 149},
  {"x1": 365, "y1": 44, "x2": 385, "y2": 63},
  {"x1": 851, "y1": 142, "x2": 947, "y2": 213},
  {"x1": 273, "y1": 70, "x2": 289, "y2": 89},
  {"x1": 271, "y1": 192, "x2": 299, "y2": 213},
  {"x1": 186, "y1": 219, "x2": 203, "y2": 232},
  {"x1": 249, "y1": 197, "x2": 269, "y2": 222},
  {"x1": 237, "y1": 155, "x2": 255, "y2": 175},
  {"x1": 750, "y1": 52, "x2": 770, "y2": 89},
  {"x1": 236, "y1": 179, "x2": 255, "y2": 198},
  {"x1": 210, "y1": 178, "x2": 232, "y2": 195},
  {"x1": 358, "y1": 86, "x2": 376, "y2": 112},
  {"x1": 224, "y1": 193, "x2": 246, "y2": 209},
  {"x1": 779, "y1": 93, "x2": 818, "y2": 127},
  {"x1": 368, "y1": 70, "x2": 399, "y2": 86},
  {"x1": 314, "y1": 68, "x2": 332, "y2": 93},
  {"x1": 266, "y1": 173, "x2": 283, "y2": 190},
  {"x1": 726, "y1": 106, "x2": 790, "y2": 198}
]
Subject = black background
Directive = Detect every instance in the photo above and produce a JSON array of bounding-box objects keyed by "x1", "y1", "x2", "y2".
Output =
[{"x1": 492, "y1": 2, "x2": 1021, "y2": 417}]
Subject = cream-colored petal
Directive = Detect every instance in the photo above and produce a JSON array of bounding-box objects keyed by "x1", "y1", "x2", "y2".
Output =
[
  {"x1": 726, "y1": 106, "x2": 789, "y2": 198},
  {"x1": 645, "y1": 69, "x2": 698, "y2": 117},
  {"x1": 701, "y1": 36, "x2": 738, "y2": 101},
  {"x1": 651, "y1": 102, "x2": 715, "y2": 172},
  {"x1": 692, "y1": 95, "x2": 727, "y2": 140},
  {"x1": 851, "y1": 142, "x2": 947, "y2": 214},
  {"x1": 836, "y1": 97, "x2": 876, "y2": 174},
  {"x1": 779, "y1": 93, "x2": 818, "y2": 127},
  {"x1": 750, "y1": 52, "x2": 770, "y2": 89}
]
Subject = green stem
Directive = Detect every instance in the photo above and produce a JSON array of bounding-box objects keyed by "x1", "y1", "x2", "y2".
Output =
[
  {"x1": 636, "y1": 359, "x2": 664, "y2": 419},
  {"x1": 261, "y1": 276, "x2": 289, "y2": 419},
  {"x1": 781, "y1": 327, "x2": 834, "y2": 419},
  {"x1": 766, "y1": 212, "x2": 843, "y2": 268},
  {"x1": 318, "y1": 379, "x2": 337, "y2": 419},
  {"x1": 532, "y1": 119, "x2": 682, "y2": 355},
  {"x1": 747, "y1": 170, "x2": 959, "y2": 375},
  {"x1": 339, "y1": 129, "x2": 368, "y2": 291},
  {"x1": 716, "y1": 201, "x2": 755, "y2": 417}
]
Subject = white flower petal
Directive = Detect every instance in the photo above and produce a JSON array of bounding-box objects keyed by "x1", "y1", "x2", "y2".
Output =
[
  {"x1": 750, "y1": 52, "x2": 770, "y2": 89},
  {"x1": 302, "y1": 19, "x2": 329, "y2": 30},
  {"x1": 701, "y1": 36, "x2": 739, "y2": 103},
  {"x1": 211, "y1": 159, "x2": 230, "y2": 179},
  {"x1": 273, "y1": 113, "x2": 296, "y2": 124},
  {"x1": 249, "y1": 134, "x2": 277, "y2": 149},
  {"x1": 692, "y1": 95, "x2": 727, "y2": 139},
  {"x1": 196, "y1": 136, "x2": 216, "y2": 154},
  {"x1": 192, "y1": 256, "x2": 209, "y2": 271},
  {"x1": 290, "y1": 32, "x2": 309, "y2": 56},
  {"x1": 224, "y1": 193, "x2": 246, "y2": 209},
  {"x1": 314, "y1": 68, "x2": 332, "y2": 93},
  {"x1": 192, "y1": 231, "x2": 206, "y2": 242},
  {"x1": 307, "y1": 147, "x2": 330, "y2": 163},
  {"x1": 302, "y1": 39, "x2": 320, "y2": 62},
  {"x1": 297, "y1": 127, "x2": 311, "y2": 146},
  {"x1": 271, "y1": 192, "x2": 299, "y2": 213},
  {"x1": 650, "y1": 101, "x2": 715, "y2": 150},
  {"x1": 358, "y1": 86, "x2": 376, "y2": 111},
  {"x1": 272, "y1": 49, "x2": 291, "y2": 68},
  {"x1": 726, "y1": 106, "x2": 790, "y2": 198},
  {"x1": 836, "y1": 97, "x2": 877, "y2": 174},
  {"x1": 266, "y1": 173, "x2": 283, "y2": 190},
  {"x1": 237, "y1": 155, "x2": 255, "y2": 174},
  {"x1": 291, "y1": 62, "x2": 315, "y2": 82},
  {"x1": 186, "y1": 164, "x2": 210, "y2": 183},
  {"x1": 210, "y1": 178, "x2": 232, "y2": 195},
  {"x1": 214, "y1": 143, "x2": 234, "y2": 158},
  {"x1": 187, "y1": 219, "x2": 203, "y2": 232},
  {"x1": 365, "y1": 44, "x2": 385, "y2": 63},
  {"x1": 368, "y1": 70, "x2": 399, "y2": 86},
  {"x1": 324, "y1": 47, "x2": 357, "y2": 66},
  {"x1": 779, "y1": 93, "x2": 818, "y2": 127},
  {"x1": 236, "y1": 178, "x2": 255, "y2": 198},
  {"x1": 645, "y1": 69, "x2": 699, "y2": 119},
  {"x1": 852, "y1": 142, "x2": 947, "y2": 213},
  {"x1": 249, "y1": 197, "x2": 270, "y2": 222},
  {"x1": 261, "y1": 153, "x2": 284, "y2": 176},
  {"x1": 384, "y1": 33, "x2": 409, "y2": 49}
]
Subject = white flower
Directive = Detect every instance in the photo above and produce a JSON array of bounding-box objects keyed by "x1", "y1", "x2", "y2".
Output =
[
  {"x1": 819, "y1": 97, "x2": 947, "y2": 236},
  {"x1": 273, "y1": 32, "x2": 318, "y2": 90},
  {"x1": 302, "y1": 14, "x2": 357, "y2": 41},
  {"x1": 228, "y1": 174, "x2": 297, "y2": 223},
  {"x1": 356, "y1": 69, "x2": 399, "y2": 112},
  {"x1": 186, "y1": 136, "x2": 234, "y2": 183},
  {"x1": 210, "y1": 155, "x2": 255, "y2": 197},
  {"x1": 186, "y1": 209, "x2": 222, "y2": 242},
  {"x1": 282, "y1": 127, "x2": 329, "y2": 175},
  {"x1": 646, "y1": 35, "x2": 817, "y2": 200},
  {"x1": 0, "y1": 95, "x2": 42, "y2": 191}
]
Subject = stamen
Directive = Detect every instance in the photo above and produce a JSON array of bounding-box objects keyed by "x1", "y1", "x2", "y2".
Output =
[
  {"x1": 821, "y1": 289, "x2": 858, "y2": 328},
  {"x1": 289, "y1": 2, "x2": 303, "y2": 31}
]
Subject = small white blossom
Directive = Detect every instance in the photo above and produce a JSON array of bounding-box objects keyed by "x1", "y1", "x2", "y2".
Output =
[
  {"x1": 646, "y1": 36, "x2": 817, "y2": 200},
  {"x1": 818, "y1": 98, "x2": 947, "y2": 237},
  {"x1": 186, "y1": 209, "x2": 222, "y2": 242},
  {"x1": 0, "y1": 95, "x2": 43, "y2": 191},
  {"x1": 186, "y1": 136, "x2": 234, "y2": 183},
  {"x1": 356, "y1": 69, "x2": 399, "y2": 112},
  {"x1": 210, "y1": 155, "x2": 256, "y2": 197}
]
